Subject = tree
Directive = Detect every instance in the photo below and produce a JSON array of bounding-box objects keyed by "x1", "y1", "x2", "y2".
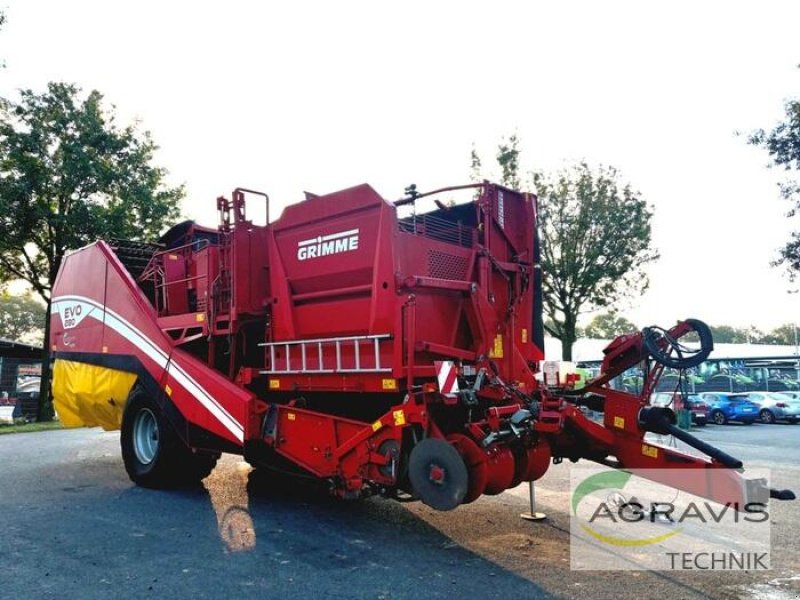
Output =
[
  {"x1": 707, "y1": 324, "x2": 764, "y2": 344},
  {"x1": 761, "y1": 323, "x2": 798, "y2": 346},
  {"x1": 707, "y1": 324, "x2": 746, "y2": 344},
  {"x1": 496, "y1": 134, "x2": 521, "y2": 191},
  {"x1": 470, "y1": 134, "x2": 522, "y2": 189},
  {"x1": 469, "y1": 143, "x2": 482, "y2": 183},
  {"x1": 0, "y1": 82, "x2": 184, "y2": 419},
  {"x1": 583, "y1": 312, "x2": 639, "y2": 340},
  {"x1": 749, "y1": 74, "x2": 800, "y2": 276},
  {"x1": 534, "y1": 163, "x2": 658, "y2": 360},
  {"x1": 0, "y1": 290, "x2": 46, "y2": 344}
]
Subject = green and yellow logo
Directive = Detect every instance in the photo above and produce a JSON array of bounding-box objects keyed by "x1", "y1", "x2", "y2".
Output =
[{"x1": 571, "y1": 470, "x2": 682, "y2": 547}]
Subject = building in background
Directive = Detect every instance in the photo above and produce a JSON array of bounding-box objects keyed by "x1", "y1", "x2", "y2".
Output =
[{"x1": 0, "y1": 338, "x2": 43, "y2": 423}]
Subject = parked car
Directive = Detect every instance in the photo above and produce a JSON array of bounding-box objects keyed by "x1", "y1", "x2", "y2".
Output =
[
  {"x1": 649, "y1": 392, "x2": 708, "y2": 426},
  {"x1": 735, "y1": 391, "x2": 800, "y2": 424},
  {"x1": 696, "y1": 392, "x2": 759, "y2": 425},
  {"x1": 683, "y1": 394, "x2": 709, "y2": 426}
]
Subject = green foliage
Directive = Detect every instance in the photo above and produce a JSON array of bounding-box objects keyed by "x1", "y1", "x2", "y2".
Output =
[
  {"x1": 0, "y1": 82, "x2": 184, "y2": 302},
  {"x1": 686, "y1": 322, "x2": 800, "y2": 345},
  {"x1": 0, "y1": 10, "x2": 5, "y2": 69},
  {"x1": 495, "y1": 134, "x2": 520, "y2": 190},
  {"x1": 761, "y1": 322, "x2": 798, "y2": 345},
  {"x1": 469, "y1": 144, "x2": 482, "y2": 183},
  {"x1": 0, "y1": 290, "x2": 45, "y2": 344},
  {"x1": 708, "y1": 324, "x2": 746, "y2": 343},
  {"x1": 583, "y1": 312, "x2": 639, "y2": 339},
  {"x1": 0, "y1": 420, "x2": 63, "y2": 435},
  {"x1": 707, "y1": 324, "x2": 766, "y2": 344},
  {"x1": 749, "y1": 73, "x2": 800, "y2": 276},
  {"x1": 535, "y1": 163, "x2": 658, "y2": 360}
]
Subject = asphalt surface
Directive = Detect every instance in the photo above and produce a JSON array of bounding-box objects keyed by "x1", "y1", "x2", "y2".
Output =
[
  {"x1": 0, "y1": 428, "x2": 549, "y2": 599},
  {"x1": 0, "y1": 422, "x2": 798, "y2": 600}
]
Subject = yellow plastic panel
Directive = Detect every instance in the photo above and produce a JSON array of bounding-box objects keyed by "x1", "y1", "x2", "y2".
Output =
[{"x1": 53, "y1": 359, "x2": 137, "y2": 431}]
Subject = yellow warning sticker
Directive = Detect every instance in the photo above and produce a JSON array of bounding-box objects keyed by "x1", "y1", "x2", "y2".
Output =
[
  {"x1": 196, "y1": 313, "x2": 205, "y2": 323},
  {"x1": 521, "y1": 328, "x2": 528, "y2": 344},
  {"x1": 489, "y1": 334, "x2": 504, "y2": 359},
  {"x1": 642, "y1": 444, "x2": 659, "y2": 459},
  {"x1": 371, "y1": 420, "x2": 383, "y2": 432},
  {"x1": 165, "y1": 385, "x2": 172, "y2": 397},
  {"x1": 613, "y1": 416, "x2": 625, "y2": 429},
  {"x1": 287, "y1": 412, "x2": 296, "y2": 421},
  {"x1": 269, "y1": 379, "x2": 280, "y2": 390},
  {"x1": 393, "y1": 410, "x2": 406, "y2": 426},
  {"x1": 382, "y1": 378, "x2": 397, "y2": 390}
]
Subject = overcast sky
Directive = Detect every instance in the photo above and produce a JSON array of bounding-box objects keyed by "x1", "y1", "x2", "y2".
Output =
[{"x1": 2, "y1": 1, "x2": 799, "y2": 330}]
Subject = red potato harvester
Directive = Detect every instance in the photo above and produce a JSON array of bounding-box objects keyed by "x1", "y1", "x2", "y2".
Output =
[{"x1": 49, "y1": 182, "x2": 794, "y2": 510}]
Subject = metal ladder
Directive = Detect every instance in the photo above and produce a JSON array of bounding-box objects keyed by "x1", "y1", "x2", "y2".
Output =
[{"x1": 260, "y1": 334, "x2": 392, "y2": 374}]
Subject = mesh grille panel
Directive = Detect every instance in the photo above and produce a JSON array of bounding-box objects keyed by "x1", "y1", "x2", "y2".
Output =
[{"x1": 427, "y1": 250, "x2": 469, "y2": 281}]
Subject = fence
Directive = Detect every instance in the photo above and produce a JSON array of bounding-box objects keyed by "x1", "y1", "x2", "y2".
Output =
[{"x1": 606, "y1": 357, "x2": 800, "y2": 395}]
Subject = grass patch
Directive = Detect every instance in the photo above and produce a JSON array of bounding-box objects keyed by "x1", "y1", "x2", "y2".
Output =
[{"x1": 0, "y1": 420, "x2": 63, "y2": 435}]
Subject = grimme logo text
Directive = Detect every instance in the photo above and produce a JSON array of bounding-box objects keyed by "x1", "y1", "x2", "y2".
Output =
[{"x1": 297, "y1": 229, "x2": 359, "y2": 261}]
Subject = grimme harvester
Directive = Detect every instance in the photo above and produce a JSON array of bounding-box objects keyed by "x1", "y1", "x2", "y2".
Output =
[{"x1": 50, "y1": 182, "x2": 793, "y2": 510}]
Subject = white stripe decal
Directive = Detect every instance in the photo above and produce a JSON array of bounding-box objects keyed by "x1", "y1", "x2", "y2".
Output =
[{"x1": 52, "y1": 295, "x2": 244, "y2": 442}]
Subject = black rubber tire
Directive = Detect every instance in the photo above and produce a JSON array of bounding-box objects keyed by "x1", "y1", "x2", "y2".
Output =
[
  {"x1": 760, "y1": 409, "x2": 776, "y2": 425},
  {"x1": 711, "y1": 410, "x2": 727, "y2": 425},
  {"x1": 121, "y1": 388, "x2": 218, "y2": 488},
  {"x1": 643, "y1": 318, "x2": 713, "y2": 369}
]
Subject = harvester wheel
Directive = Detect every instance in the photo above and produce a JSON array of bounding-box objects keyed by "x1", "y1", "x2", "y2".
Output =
[
  {"x1": 121, "y1": 388, "x2": 217, "y2": 488},
  {"x1": 408, "y1": 438, "x2": 468, "y2": 511}
]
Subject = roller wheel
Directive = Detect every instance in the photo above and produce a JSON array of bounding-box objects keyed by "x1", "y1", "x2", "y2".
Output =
[
  {"x1": 377, "y1": 439, "x2": 401, "y2": 479},
  {"x1": 483, "y1": 444, "x2": 516, "y2": 495},
  {"x1": 408, "y1": 438, "x2": 468, "y2": 511},
  {"x1": 522, "y1": 439, "x2": 552, "y2": 482},
  {"x1": 446, "y1": 434, "x2": 488, "y2": 504}
]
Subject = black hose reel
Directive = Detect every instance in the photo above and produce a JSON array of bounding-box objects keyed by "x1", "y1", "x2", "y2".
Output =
[{"x1": 642, "y1": 318, "x2": 714, "y2": 369}]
